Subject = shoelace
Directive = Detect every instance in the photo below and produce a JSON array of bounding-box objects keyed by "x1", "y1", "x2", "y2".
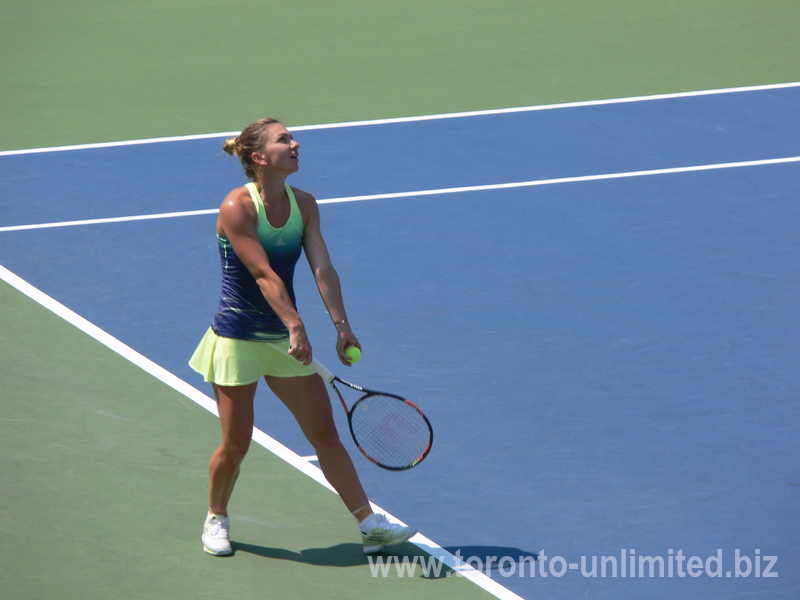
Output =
[
  {"x1": 373, "y1": 514, "x2": 389, "y2": 528},
  {"x1": 208, "y1": 518, "x2": 229, "y2": 537},
  {"x1": 368, "y1": 514, "x2": 396, "y2": 531}
]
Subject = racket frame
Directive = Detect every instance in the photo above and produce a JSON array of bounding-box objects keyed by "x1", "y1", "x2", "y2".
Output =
[{"x1": 310, "y1": 358, "x2": 433, "y2": 470}]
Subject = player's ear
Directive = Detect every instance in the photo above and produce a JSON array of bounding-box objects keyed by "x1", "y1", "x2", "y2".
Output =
[{"x1": 252, "y1": 152, "x2": 268, "y2": 166}]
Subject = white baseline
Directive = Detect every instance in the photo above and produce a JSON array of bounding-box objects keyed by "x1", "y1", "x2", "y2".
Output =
[{"x1": 0, "y1": 81, "x2": 798, "y2": 157}]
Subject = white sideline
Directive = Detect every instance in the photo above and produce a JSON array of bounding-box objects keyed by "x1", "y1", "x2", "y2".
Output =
[{"x1": 0, "y1": 264, "x2": 524, "y2": 600}]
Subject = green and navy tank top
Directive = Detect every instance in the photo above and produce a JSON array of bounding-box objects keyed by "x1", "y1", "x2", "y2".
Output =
[{"x1": 212, "y1": 182, "x2": 304, "y2": 341}]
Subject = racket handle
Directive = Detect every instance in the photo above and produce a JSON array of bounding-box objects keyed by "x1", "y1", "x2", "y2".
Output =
[{"x1": 310, "y1": 357, "x2": 336, "y2": 383}]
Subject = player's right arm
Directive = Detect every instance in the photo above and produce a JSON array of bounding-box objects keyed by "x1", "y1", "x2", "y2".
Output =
[{"x1": 216, "y1": 187, "x2": 312, "y2": 364}]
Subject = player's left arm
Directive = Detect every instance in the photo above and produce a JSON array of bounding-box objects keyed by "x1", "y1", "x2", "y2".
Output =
[{"x1": 295, "y1": 187, "x2": 361, "y2": 365}]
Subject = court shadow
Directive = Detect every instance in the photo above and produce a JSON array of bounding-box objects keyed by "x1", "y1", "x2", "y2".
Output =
[
  {"x1": 230, "y1": 541, "x2": 532, "y2": 579},
  {"x1": 231, "y1": 541, "x2": 369, "y2": 566},
  {"x1": 232, "y1": 541, "x2": 460, "y2": 579},
  {"x1": 443, "y1": 546, "x2": 540, "y2": 574},
  {"x1": 231, "y1": 541, "x2": 429, "y2": 567}
]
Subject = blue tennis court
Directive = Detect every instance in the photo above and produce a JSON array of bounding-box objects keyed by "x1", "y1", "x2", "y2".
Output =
[{"x1": 2, "y1": 84, "x2": 798, "y2": 599}]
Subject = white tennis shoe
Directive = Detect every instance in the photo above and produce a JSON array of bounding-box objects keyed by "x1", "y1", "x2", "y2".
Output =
[
  {"x1": 360, "y1": 513, "x2": 417, "y2": 554},
  {"x1": 202, "y1": 513, "x2": 233, "y2": 556}
]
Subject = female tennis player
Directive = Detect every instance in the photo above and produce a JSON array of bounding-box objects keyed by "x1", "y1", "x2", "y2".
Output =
[{"x1": 189, "y1": 118, "x2": 415, "y2": 556}]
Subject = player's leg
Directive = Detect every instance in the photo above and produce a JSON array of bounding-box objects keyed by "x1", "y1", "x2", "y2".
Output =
[
  {"x1": 265, "y1": 373, "x2": 372, "y2": 520},
  {"x1": 265, "y1": 373, "x2": 417, "y2": 553},
  {"x1": 203, "y1": 381, "x2": 257, "y2": 555},
  {"x1": 208, "y1": 381, "x2": 256, "y2": 513}
]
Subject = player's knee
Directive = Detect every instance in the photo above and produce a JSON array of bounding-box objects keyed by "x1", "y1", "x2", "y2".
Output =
[
  {"x1": 307, "y1": 421, "x2": 341, "y2": 451},
  {"x1": 222, "y1": 437, "x2": 251, "y2": 463}
]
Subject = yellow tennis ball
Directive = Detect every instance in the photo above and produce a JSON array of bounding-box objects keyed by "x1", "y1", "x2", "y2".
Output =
[{"x1": 344, "y1": 345, "x2": 362, "y2": 364}]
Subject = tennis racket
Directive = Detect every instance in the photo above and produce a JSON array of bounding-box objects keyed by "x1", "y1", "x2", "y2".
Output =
[{"x1": 310, "y1": 358, "x2": 433, "y2": 471}]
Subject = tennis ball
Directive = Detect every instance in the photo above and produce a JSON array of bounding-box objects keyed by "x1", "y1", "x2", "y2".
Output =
[{"x1": 344, "y1": 345, "x2": 362, "y2": 364}]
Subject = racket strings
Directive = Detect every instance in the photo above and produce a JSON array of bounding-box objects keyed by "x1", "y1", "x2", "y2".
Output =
[{"x1": 350, "y1": 394, "x2": 431, "y2": 469}]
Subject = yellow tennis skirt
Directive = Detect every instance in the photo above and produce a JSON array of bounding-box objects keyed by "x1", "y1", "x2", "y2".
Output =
[{"x1": 189, "y1": 327, "x2": 315, "y2": 386}]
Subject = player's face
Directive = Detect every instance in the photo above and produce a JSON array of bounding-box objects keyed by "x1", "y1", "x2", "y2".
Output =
[{"x1": 256, "y1": 125, "x2": 300, "y2": 172}]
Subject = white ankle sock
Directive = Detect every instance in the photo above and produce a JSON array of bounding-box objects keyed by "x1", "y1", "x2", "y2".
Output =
[{"x1": 359, "y1": 514, "x2": 378, "y2": 532}]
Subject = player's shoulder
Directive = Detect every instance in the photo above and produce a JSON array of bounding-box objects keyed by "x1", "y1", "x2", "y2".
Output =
[
  {"x1": 221, "y1": 185, "x2": 252, "y2": 206},
  {"x1": 289, "y1": 185, "x2": 317, "y2": 206},
  {"x1": 219, "y1": 186, "x2": 256, "y2": 220},
  {"x1": 289, "y1": 185, "x2": 320, "y2": 222},
  {"x1": 291, "y1": 186, "x2": 319, "y2": 218}
]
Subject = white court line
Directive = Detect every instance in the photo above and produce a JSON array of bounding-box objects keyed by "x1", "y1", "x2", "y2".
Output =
[
  {"x1": 0, "y1": 263, "x2": 524, "y2": 600},
  {"x1": 1, "y1": 155, "x2": 799, "y2": 233},
  {"x1": 0, "y1": 81, "x2": 798, "y2": 157},
  {"x1": 0, "y1": 209, "x2": 221, "y2": 233}
]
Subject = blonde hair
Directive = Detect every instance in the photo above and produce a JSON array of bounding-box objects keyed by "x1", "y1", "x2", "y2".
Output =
[{"x1": 223, "y1": 117, "x2": 281, "y2": 179}]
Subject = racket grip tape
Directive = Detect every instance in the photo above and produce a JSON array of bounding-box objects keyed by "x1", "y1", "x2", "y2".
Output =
[{"x1": 309, "y1": 358, "x2": 336, "y2": 383}]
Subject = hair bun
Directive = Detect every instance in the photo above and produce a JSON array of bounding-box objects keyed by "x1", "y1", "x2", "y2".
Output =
[{"x1": 222, "y1": 136, "x2": 241, "y2": 156}]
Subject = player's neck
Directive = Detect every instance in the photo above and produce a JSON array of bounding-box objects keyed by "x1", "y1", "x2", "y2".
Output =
[{"x1": 254, "y1": 173, "x2": 288, "y2": 204}]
